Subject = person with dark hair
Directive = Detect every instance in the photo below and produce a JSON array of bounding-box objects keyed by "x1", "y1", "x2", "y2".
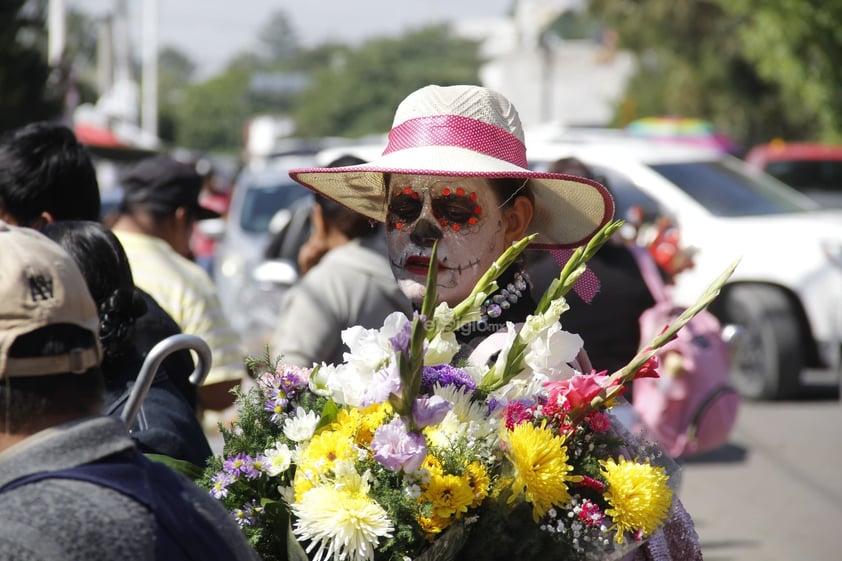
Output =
[
  {"x1": 0, "y1": 222, "x2": 260, "y2": 561},
  {"x1": 0, "y1": 121, "x2": 197, "y2": 410},
  {"x1": 41, "y1": 221, "x2": 213, "y2": 467},
  {"x1": 270, "y1": 155, "x2": 412, "y2": 366},
  {"x1": 0, "y1": 121, "x2": 100, "y2": 226},
  {"x1": 112, "y1": 155, "x2": 245, "y2": 412}
]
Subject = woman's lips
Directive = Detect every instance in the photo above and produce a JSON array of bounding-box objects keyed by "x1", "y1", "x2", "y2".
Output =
[{"x1": 404, "y1": 255, "x2": 445, "y2": 276}]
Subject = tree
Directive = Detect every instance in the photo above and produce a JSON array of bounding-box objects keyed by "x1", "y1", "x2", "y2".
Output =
[
  {"x1": 157, "y1": 46, "x2": 196, "y2": 142},
  {"x1": 292, "y1": 24, "x2": 482, "y2": 137},
  {"x1": 0, "y1": 0, "x2": 64, "y2": 129},
  {"x1": 588, "y1": 0, "x2": 842, "y2": 147},
  {"x1": 257, "y1": 9, "x2": 299, "y2": 63}
]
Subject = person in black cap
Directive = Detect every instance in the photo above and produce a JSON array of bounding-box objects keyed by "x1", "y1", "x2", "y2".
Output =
[{"x1": 112, "y1": 155, "x2": 245, "y2": 413}]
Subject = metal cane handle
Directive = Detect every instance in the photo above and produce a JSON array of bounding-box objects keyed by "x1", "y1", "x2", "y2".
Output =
[{"x1": 121, "y1": 334, "x2": 212, "y2": 426}]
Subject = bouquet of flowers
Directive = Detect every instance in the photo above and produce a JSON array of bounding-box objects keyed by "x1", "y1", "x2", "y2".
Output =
[{"x1": 201, "y1": 220, "x2": 736, "y2": 561}]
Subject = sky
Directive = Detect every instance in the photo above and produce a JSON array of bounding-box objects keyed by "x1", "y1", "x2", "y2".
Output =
[{"x1": 66, "y1": 0, "x2": 515, "y2": 78}]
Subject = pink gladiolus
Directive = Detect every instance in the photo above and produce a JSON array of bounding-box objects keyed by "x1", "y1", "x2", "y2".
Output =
[
  {"x1": 545, "y1": 371, "x2": 619, "y2": 411},
  {"x1": 634, "y1": 356, "x2": 661, "y2": 379}
]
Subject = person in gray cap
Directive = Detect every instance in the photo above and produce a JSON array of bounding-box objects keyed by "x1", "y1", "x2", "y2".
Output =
[
  {"x1": 112, "y1": 155, "x2": 245, "y2": 412},
  {"x1": 0, "y1": 221, "x2": 260, "y2": 561}
]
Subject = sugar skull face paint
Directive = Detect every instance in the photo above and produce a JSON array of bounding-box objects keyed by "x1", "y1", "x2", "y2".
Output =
[{"x1": 386, "y1": 174, "x2": 508, "y2": 306}]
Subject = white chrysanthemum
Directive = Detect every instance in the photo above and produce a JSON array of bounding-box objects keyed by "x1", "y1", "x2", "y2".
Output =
[
  {"x1": 426, "y1": 385, "x2": 498, "y2": 448},
  {"x1": 283, "y1": 407, "x2": 320, "y2": 442},
  {"x1": 293, "y1": 464, "x2": 393, "y2": 561},
  {"x1": 264, "y1": 442, "x2": 293, "y2": 476}
]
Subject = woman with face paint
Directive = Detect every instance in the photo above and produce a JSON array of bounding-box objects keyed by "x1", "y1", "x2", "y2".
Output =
[
  {"x1": 291, "y1": 85, "x2": 612, "y2": 350},
  {"x1": 289, "y1": 85, "x2": 702, "y2": 561}
]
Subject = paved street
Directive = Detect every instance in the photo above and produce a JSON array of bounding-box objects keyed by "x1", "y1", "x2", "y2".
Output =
[{"x1": 678, "y1": 378, "x2": 841, "y2": 561}]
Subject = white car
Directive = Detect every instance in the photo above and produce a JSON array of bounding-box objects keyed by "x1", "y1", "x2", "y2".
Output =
[
  {"x1": 306, "y1": 133, "x2": 842, "y2": 400},
  {"x1": 527, "y1": 135, "x2": 842, "y2": 400},
  {"x1": 211, "y1": 157, "x2": 314, "y2": 355}
]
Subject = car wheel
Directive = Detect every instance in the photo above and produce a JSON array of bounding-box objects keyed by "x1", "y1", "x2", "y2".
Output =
[{"x1": 722, "y1": 284, "x2": 803, "y2": 400}]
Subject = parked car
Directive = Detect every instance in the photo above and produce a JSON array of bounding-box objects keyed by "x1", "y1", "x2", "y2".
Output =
[
  {"x1": 745, "y1": 141, "x2": 842, "y2": 208},
  {"x1": 527, "y1": 135, "x2": 842, "y2": 400},
  {"x1": 211, "y1": 157, "x2": 314, "y2": 354}
]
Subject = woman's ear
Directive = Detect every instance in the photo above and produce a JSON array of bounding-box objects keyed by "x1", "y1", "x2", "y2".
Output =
[{"x1": 504, "y1": 196, "x2": 534, "y2": 246}]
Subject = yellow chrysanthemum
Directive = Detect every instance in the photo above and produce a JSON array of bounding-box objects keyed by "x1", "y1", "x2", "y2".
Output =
[
  {"x1": 333, "y1": 408, "x2": 362, "y2": 438},
  {"x1": 419, "y1": 472, "x2": 475, "y2": 520},
  {"x1": 300, "y1": 429, "x2": 356, "y2": 468},
  {"x1": 506, "y1": 421, "x2": 580, "y2": 521},
  {"x1": 416, "y1": 513, "x2": 452, "y2": 538},
  {"x1": 465, "y1": 461, "x2": 490, "y2": 507},
  {"x1": 292, "y1": 473, "x2": 393, "y2": 561},
  {"x1": 294, "y1": 430, "x2": 357, "y2": 501},
  {"x1": 421, "y1": 454, "x2": 444, "y2": 477},
  {"x1": 600, "y1": 457, "x2": 673, "y2": 543},
  {"x1": 357, "y1": 402, "x2": 392, "y2": 445}
]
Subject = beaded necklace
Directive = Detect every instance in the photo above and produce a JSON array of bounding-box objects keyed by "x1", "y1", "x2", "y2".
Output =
[{"x1": 478, "y1": 270, "x2": 530, "y2": 324}]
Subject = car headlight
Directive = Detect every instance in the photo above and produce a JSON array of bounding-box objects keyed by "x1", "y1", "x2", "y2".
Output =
[{"x1": 821, "y1": 239, "x2": 842, "y2": 268}]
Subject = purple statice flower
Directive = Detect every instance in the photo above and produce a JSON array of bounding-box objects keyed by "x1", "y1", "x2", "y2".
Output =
[
  {"x1": 371, "y1": 417, "x2": 427, "y2": 473},
  {"x1": 223, "y1": 452, "x2": 256, "y2": 479},
  {"x1": 412, "y1": 395, "x2": 452, "y2": 429},
  {"x1": 421, "y1": 364, "x2": 477, "y2": 394},
  {"x1": 210, "y1": 471, "x2": 234, "y2": 499}
]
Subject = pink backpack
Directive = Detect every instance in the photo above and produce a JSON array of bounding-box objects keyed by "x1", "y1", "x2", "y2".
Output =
[{"x1": 630, "y1": 246, "x2": 740, "y2": 458}]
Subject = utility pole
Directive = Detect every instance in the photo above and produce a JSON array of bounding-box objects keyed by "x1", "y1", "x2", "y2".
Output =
[
  {"x1": 47, "y1": 0, "x2": 66, "y2": 66},
  {"x1": 141, "y1": 0, "x2": 159, "y2": 139}
]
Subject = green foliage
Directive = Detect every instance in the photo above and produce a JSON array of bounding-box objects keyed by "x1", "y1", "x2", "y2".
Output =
[
  {"x1": 172, "y1": 65, "x2": 256, "y2": 151},
  {"x1": 292, "y1": 24, "x2": 482, "y2": 137},
  {"x1": 588, "y1": 0, "x2": 842, "y2": 147},
  {"x1": 0, "y1": 0, "x2": 64, "y2": 129}
]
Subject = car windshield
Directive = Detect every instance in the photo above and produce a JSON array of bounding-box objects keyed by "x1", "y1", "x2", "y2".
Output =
[
  {"x1": 650, "y1": 159, "x2": 819, "y2": 217},
  {"x1": 239, "y1": 182, "x2": 310, "y2": 233},
  {"x1": 764, "y1": 159, "x2": 842, "y2": 193}
]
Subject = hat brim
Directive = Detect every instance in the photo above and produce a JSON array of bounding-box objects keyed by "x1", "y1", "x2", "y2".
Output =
[{"x1": 290, "y1": 145, "x2": 614, "y2": 248}]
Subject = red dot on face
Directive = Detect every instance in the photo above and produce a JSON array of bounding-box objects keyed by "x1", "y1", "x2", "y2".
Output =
[
  {"x1": 403, "y1": 186, "x2": 412, "y2": 195},
  {"x1": 474, "y1": 206, "x2": 482, "y2": 214},
  {"x1": 440, "y1": 219, "x2": 448, "y2": 227},
  {"x1": 411, "y1": 191, "x2": 419, "y2": 199},
  {"x1": 470, "y1": 192, "x2": 477, "y2": 201},
  {"x1": 396, "y1": 222, "x2": 403, "y2": 229},
  {"x1": 452, "y1": 224, "x2": 461, "y2": 232},
  {"x1": 468, "y1": 217, "x2": 477, "y2": 225},
  {"x1": 442, "y1": 188, "x2": 451, "y2": 196},
  {"x1": 456, "y1": 187, "x2": 465, "y2": 196}
]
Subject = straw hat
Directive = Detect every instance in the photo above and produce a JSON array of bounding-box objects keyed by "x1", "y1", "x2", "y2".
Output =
[{"x1": 289, "y1": 85, "x2": 614, "y2": 248}]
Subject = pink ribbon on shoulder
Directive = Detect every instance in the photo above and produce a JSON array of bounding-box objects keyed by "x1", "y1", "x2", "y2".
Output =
[{"x1": 548, "y1": 249, "x2": 600, "y2": 303}]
